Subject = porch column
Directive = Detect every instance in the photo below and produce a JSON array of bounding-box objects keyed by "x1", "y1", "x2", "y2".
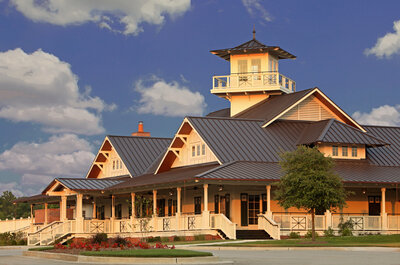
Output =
[
  {"x1": 202, "y1": 184, "x2": 210, "y2": 229},
  {"x1": 110, "y1": 195, "x2": 115, "y2": 233},
  {"x1": 76, "y1": 194, "x2": 83, "y2": 233},
  {"x1": 44, "y1": 203, "x2": 48, "y2": 225},
  {"x1": 153, "y1": 190, "x2": 158, "y2": 231},
  {"x1": 381, "y1": 188, "x2": 387, "y2": 230},
  {"x1": 92, "y1": 199, "x2": 96, "y2": 219},
  {"x1": 30, "y1": 204, "x2": 34, "y2": 232},
  {"x1": 176, "y1": 187, "x2": 182, "y2": 230},
  {"x1": 60, "y1": 196, "x2": 67, "y2": 221},
  {"x1": 266, "y1": 185, "x2": 272, "y2": 217}
]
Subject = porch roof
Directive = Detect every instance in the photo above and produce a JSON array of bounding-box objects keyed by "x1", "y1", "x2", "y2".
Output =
[
  {"x1": 42, "y1": 177, "x2": 127, "y2": 194},
  {"x1": 13, "y1": 194, "x2": 61, "y2": 204},
  {"x1": 107, "y1": 163, "x2": 220, "y2": 191},
  {"x1": 196, "y1": 161, "x2": 400, "y2": 184}
]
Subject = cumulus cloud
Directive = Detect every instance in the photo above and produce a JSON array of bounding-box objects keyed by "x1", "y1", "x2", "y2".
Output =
[
  {"x1": 353, "y1": 105, "x2": 400, "y2": 126},
  {"x1": 10, "y1": 0, "x2": 191, "y2": 36},
  {"x1": 241, "y1": 0, "x2": 272, "y2": 23},
  {"x1": 365, "y1": 20, "x2": 400, "y2": 58},
  {"x1": 133, "y1": 76, "x2": 206, "y2": 117},
  {"x1": 0, "y1": 134, "x2": 95, "y2": 195},
  {"x1": 0, "y1": 48, "x2": 115, "y2": 135}
]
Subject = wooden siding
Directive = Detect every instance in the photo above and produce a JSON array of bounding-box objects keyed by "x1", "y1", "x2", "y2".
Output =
[
  {"x1": 98, "y1": 147, "x2": 130, "y2": 179},
  {"x1": 281, "y1": 95, "x2": 344, "y2": 122},
  {"x1": 171, "y1": 129, "x2": 218, "y2": 168}
]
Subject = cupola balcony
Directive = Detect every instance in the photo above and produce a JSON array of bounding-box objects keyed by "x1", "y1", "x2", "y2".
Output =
[{"x1": 211, "y1": 71, "x2": 295, "y2": 95}]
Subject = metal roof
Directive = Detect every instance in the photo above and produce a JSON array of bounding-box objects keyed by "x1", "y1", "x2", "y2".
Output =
[
  {"x1": 206, "y1": 108, "x2": 230, "y2": 118},
  {"x1": 13, "y1": 194, "x2": 61, "y2": 204},
  {"x1": 234, "y1": 88, "x2": 314, "y2": 121},
  {"x1": 56, "y1": 178, "x2": 125, "y2": 191},
  {"x1": 197, "y1": 161, "x2": 400, "y2": 184},
  {"x1": 107, "y1": 136, "x2": 171, "y2": 176},
  {"x1": 108, "y1": 163, "x2": 220, "y2": 191},
  {"x1": 297, "y1": 119, "x2": 388, "y2": 146},
  {"x1": 364, "y1": 125, "x2": 400, "y2": 166},
  {"x1": 210, "y1": 38, "x2": 296, "y2": 61}
]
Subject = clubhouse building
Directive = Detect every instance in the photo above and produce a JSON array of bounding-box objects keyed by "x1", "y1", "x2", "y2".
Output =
[{"x1": 15, "y1": 31, "x2": 400, "y2": 245}]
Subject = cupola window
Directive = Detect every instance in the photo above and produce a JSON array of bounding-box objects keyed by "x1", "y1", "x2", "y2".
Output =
[
  {"x1": 352, "y1": 147, "x2": 358, "y2": 157},
  {"x1": 332, "y1": 146, "x2": 338, "y2": 157},
  {"x1": 342, "y1": 146, "x2": 348, "y2": 157}
]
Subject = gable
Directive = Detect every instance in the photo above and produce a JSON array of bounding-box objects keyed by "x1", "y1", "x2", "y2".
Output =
[
  {"x1": 86, "y1": 137, "x2": 130, "y2": 179},
  {"x1": 156, "y1": 119, "x2": 220, "y2": 173},
  {"x1": 262, "y1": 88, "x2": 366, "y2": 132},
  {"x1": 281, "y1": 95, "x2": 342, "y2": 122}
]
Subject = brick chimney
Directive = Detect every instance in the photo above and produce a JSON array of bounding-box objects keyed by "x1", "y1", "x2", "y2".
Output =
[{"x1": 131, "y1": 121, "x2": 151, "y2": 137}]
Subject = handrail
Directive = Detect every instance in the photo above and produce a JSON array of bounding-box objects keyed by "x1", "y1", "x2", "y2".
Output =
[
  {"x1": 258, "y1": 214, "x2": 280, "y2": 240},
  {"x1": 28, "y1": 221, "x2": 61, "y2": 235},
  {"x1": 210, "y1": 213, "x2": 236, "y2": 239}
]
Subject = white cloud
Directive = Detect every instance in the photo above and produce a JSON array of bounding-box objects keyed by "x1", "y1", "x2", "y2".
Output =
[
  {"x1": 353, "y1": 105, "x2": 400, "y2": 126},
  {"x1": 241, "y1": 0, "x2": 272, "y2": 23},
  {"x1": 0, "y1": 134, "x2": 95, "y2": 196},
  {"x1": 134, "y1": 76, "x2": 206, "y2": 117},
  {"x1": 10, "y1": 0, "x2": 191, "y2": 36},
  {"x1": 0, "y1": 48, "x2": 115, "y2": 135},
  {"x1": 0, "y1": 182, "x2": 24, "y2": 198},
  {"x1": 365, "y1": 20, "x2": 400, "y2": 58}
]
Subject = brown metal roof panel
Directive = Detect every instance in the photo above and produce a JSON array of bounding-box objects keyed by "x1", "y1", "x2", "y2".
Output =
[
  {"x1": 57, "y1": 178, "x2": 124, "y2": 190},
  {"x1": 364, "y1": 126, "x2": 400, "y2": 166}
]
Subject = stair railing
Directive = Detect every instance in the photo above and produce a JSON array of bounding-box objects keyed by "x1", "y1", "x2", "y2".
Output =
[
  {"x1": 210, "y1": 213, "x2": 236, "y2": 239},
  {"x1": 258, "y1": 214, "x2": 280, "y2": 240}
]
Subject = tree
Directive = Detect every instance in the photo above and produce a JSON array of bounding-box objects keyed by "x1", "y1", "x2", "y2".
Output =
[
  {"x1": 0, "y1": 191, "x2": 30, "y2": 219},
  {"x1": 275, "y1": 145, "x2": 347, "y2": 241}
]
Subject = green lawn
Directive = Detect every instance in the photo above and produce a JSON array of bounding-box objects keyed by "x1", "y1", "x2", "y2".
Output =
[
  {"x1": 216, "y1": 234, "x2": 400, "y2": 247},
  {"x1": 80, "y1": 249, "x2": 213, "y2": 257},
  {"x1": 171, "y1": 239, "x2": 228, "y2": 245},
  {"x1": 28, "y1": 246, "x2": 54, "y2": 251}
]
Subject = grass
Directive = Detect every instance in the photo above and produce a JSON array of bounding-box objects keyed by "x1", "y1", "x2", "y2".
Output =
[
  {"x1": 80, "y1": 249, "x2": 213, "y2": 258},
  {"x1": 215, "y1": 234, "x2": 400, "y2": 247},
  {"x1": 170, "y1": 239, "x2": 227, "y2": 245}
]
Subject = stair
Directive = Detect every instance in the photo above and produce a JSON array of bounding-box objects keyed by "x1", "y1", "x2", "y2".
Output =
[
  {"x1": 216, "y1": 229, "x2": 229, "y2": 240},
  {"x1": 236, "y1": 229, "x2": 272, "y2": 240}
]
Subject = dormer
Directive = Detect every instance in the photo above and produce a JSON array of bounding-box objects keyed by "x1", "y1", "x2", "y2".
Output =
[{"x1": 210, "y1": 28, "x2": 296, "y2": 116}]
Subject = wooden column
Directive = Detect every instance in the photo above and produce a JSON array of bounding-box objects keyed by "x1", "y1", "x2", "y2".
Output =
[
  {"x1": 60, "y1": 196, "x2": 67, "y2": 221},
  {"x1": 266, "y1": 185, "x2": 272, "y2": 217},
  {"x1": 92, "y1": 199, "x2": 96, "y2": 219},
  {"x1": 111, "y1": 195, "x2": 115, "y2": 219},
  {"x1": 131, "y1": 193, "x2": 135, "y2": 218},
  {"x1": 203, "y1": 184, "x2": 209, "y2": 212},
  {"x1": 44, "y1": 203, "x2": 48, "y2": 225},
  {"x1": 76, "y1": 194, "x2": 83, "y2": 233},
  {"x1": 177, "y1": 187, "x2": 181, "y2": 214},
  {"x1": 381, "y1": 187, "x2": 387, "y2": 230},
  {"x1": 153, "y1": 190, "x2": 157, "y2": 216}
]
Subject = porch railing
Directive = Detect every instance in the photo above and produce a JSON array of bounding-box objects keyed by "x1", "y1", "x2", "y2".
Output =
[
  {"x1": 332, "y1": 214, "x2": 381, "y2": 231},
  {"x1": 273, "y1": 213, "x2": 326, "y2": 231},
  {"x1": 258, "y1": 214, "x2": 280, "y2": 239},
  {"x1": 210, "y1": 213, "x2": 236, "y2": 239},
  {"x1": 212, "y1": 72, "x2": 295, "y2": 92}
]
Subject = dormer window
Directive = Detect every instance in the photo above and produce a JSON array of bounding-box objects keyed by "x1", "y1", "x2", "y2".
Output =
[
  {"x1": 342, "y1": 146, "x2": 348, "y2": 157},
  {"x1": 192, "y1": 146, "x2": 195, "y2": 157},
  {"x1": 332, "y1": 146, "x2": 338, "y2": 156},
  {"x1": 113, "y1": 161, "x2": 115, "y2": 170},
  {"x1": 352, "y1": 147, "x2": 358, "y2": 157},
  {"x1": 202, "y1": 144, "x2": 206, "y2": 155}
]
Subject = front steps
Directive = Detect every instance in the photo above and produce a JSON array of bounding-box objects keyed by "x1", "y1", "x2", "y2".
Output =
[{"x1": 236, "y1": 229, "x2": 272, "y2": 240}]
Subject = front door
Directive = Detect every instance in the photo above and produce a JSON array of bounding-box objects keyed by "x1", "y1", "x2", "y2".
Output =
[
  {"x1": 194, "y1": 197, "x2": 202, "y2": 215},
  {"x1": 368, "y1": 196, "x2": 381, "y2": 216},
  {"x1": 248, "y1": 195, "x2": 260, "y2": 225},
  {"x1": 241, "y1": 193, "x2": 248, "y2": 226}
]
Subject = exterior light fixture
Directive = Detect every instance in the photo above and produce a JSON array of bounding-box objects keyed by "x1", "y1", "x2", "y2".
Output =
[
  {"x1": 169, "y1": 190, "x2": 174, "y2": 196},
  {"x1": 218, "y1": 185, "x2": 223, "y2": 192},
  {"x1": 362, "y1": 190, "x2": 366, "y2": 194},
  {"x1": 101, "y1": 190, "x2": 105, "y2": 194}
]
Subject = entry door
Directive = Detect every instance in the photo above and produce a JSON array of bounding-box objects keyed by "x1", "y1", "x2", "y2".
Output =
[
  {"x1": 157, "y1": 199, "x2": 165, "y2": 217},
  {"x1": 248, "y1": 195, "x2": 260, "y2": 225},
  {"x1": 241, "y1": 193, "x2": 248, "y2": 226},
  {"x1": 368, "y1": 196, "x2": 381, "y2": 216}
]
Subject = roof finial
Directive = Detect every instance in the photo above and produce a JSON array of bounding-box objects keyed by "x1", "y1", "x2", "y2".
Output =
[{"x1": 252, "y1": 25, "x2": 256, "y2": 40}]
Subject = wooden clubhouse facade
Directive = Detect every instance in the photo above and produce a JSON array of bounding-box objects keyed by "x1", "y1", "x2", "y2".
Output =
[{"x1": 15, "y1": 32, "x2": 400, "y2": 245}]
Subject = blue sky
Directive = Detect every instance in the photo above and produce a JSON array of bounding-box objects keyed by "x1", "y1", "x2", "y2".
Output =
[{"x1": 0, "y1": 0, "x2": 399, "y2": 196}]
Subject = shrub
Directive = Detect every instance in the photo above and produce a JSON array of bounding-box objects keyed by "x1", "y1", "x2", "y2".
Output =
[
  {"x1": 338, "y1": 220, "x2": 353, "y2": 236},
  {"x1": 194, "y1": 234, "x2": 206, "y2": 241},
  {"x1": 173, "y1": 236, "x2": 183, "y2": 241},
  {"x1": 113, "y1": 236, "x2": 128, "y2": 246},
  {"x1": 161, "y1": 237, "x2": 170, "y2": 242},
  {"x1": 305, "y1": 230, "x2": 319, "y2": 239},
  {"x1": 324, "y1": 227, "x2": 335, "y2": 237},
  {"x1": 147, "y1": 236, "x2": 161, "y2": 242},
  {"x1": 289, "y1": 232, "x2": 300, "y2": 239},
  {"x1": 91, "y1": 233, "x2": 108, "y2": 244}
]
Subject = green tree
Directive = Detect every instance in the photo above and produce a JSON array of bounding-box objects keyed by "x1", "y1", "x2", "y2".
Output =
[
  {"x1": 275, "y1": 146, "x2": 347, "y2": 241},
  {"x1": 0, "y1": 191, "x2": 30, "y2": 219}
]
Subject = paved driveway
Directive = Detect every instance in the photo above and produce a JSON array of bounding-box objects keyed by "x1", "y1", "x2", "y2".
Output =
[{"x1": 1, "y1": 246, "x2": 399, "y2": 265}]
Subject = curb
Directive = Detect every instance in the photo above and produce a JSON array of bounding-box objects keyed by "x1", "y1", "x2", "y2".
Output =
[
  {"x1": 187, "y1": 246, "x2": 400, "y2": 252},
  {"x1": 23, "y1": 250, "x2": 232, "y2": 264}
]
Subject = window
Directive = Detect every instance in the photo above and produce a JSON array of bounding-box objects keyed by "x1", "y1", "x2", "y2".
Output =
[
  {"x1": 342, "y1": 146, "x2": 348, "y2": 157},
  {"x1": 352, "y1": 146, "x2": 358, "y2": 157},
  {"x1": 116, "y1": 160, "x2": 119, "y2": 169},
  {"x1": 238, "y1": 60, "x2": 247, "y2": 73},
  {"x1": 120, "y1": 160, "x2": 123, "y2": 169},
  {"x1": 214, "y1": 195, "x2": 219, "y2": 214},
  {"x1": 201, "y1": 144, "x2": 206, "y2": 156},
  {"x1": 197, "y1": 144, "x2": 200, "y2": 156},
  {"x1": 112, "y1": 161, "x2": 115, "y2": 170},
  {"x1": 251, "y1": 59, "x2": 261, "y2": 73},
  {"x1": 192, "y1": 146, "x2": 195, "y2": 157},
  {"x1": 332, "y1": 146, "x2": 338, "y2": 156},
  {"x1": 194, "y1": 197, "x2": 202, "y2": 215}
]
